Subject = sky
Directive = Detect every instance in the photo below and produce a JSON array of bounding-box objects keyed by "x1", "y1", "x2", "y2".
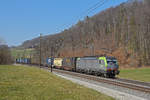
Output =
[{"x1": 0, "y1": 0, "x2": 128, "y2": 46}]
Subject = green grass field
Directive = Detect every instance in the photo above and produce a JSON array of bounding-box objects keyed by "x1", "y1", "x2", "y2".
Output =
[
  {"x1": 0, "y1": 65, "x2": 114, "y2": 100},
  {"x1": 118, "y1": 67, "x2": 150, "y2": 82}
]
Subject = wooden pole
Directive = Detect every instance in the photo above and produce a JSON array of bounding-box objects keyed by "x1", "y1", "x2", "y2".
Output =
[{"x1": 39, "y1": 33, "x2": 42, "y2": 67}]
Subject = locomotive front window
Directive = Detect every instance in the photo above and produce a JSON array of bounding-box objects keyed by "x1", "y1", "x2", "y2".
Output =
[{"x1": 107, "y1": 60, "x2": 118, "y2": 65}]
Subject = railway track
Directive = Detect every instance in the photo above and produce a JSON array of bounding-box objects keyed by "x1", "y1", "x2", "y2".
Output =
[
  {"x1": 116, "y1": 78, "x2": 150, "y2": 87},
  {"x1": 44, "y1": 67, "x2": 150, "y2": 93}
]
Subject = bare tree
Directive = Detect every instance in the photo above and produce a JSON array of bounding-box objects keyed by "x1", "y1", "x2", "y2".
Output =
[{"x1": 0, "y1": 37, "x2": 12, "y2": 64}]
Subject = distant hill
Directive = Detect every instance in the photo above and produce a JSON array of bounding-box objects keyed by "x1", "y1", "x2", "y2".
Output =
[{"x1": 19, "y1": 0, "x2": 150, "y2": 67}]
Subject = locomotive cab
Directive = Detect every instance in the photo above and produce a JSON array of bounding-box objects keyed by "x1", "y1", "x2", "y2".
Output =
[
  {"x1": 99, "y1": 56, "x2": 120, "y2": 78},
  {"x1": 106, "y1": 58, "x2": 120, "y2": 76}
]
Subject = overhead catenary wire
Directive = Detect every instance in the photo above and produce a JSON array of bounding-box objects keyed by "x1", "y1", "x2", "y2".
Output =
[
  {"x1": 86, "y1": 0, "x2": 108, "y2": 16},
  {"x1": 76, "y1": 0, "x2": 107, "y2": 21},
  {"x1": 56, "y1": 0, "x2": 108, "y2": 32}
]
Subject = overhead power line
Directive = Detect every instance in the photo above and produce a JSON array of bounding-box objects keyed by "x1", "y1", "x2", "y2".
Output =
[
  {"x1": 86, "y1": 0, "x2": 108, "y2": 15},
  {"x1": 56, "y1": 0, "x2": 108, "y2": 32},
  {"x1": 77, "y1": 0, "x2": 107, "y2": 20}
]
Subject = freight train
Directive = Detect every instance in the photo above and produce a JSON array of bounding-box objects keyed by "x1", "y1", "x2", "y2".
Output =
[{"x1": 16, "y1": 56, "x2": 120, "y2": 78}]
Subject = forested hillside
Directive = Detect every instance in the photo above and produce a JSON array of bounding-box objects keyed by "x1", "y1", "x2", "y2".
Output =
[{"x1": 20, "y1": 0, "x2": 150, "y2": 67}]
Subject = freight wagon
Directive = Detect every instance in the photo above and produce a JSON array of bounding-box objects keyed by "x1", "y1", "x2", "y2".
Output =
[
  {"x1": 23, "y1": 58, "x2": 31, "y2": 64},
  {"x1": 16, "y1": 58, "x2": 20, "y2": 63},
  {"x1": 62, "y1": 57, "x2": 77, "y2": 71},
  {"x1": 16, "y1": 58, "x2": 31, "y2": 64},
  {"x1": 53, "y1": 58, "x2": 63, "y2": 69},
  {"x1": 46, "y1": 58, "x2": 54, "y2": 67}
]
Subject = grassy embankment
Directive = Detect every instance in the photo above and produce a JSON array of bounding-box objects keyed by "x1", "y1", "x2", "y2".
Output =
[
  {"x1": 0, "y1": 65, "x2": 114, "y2": 100},
  {"x1": 118, "y1": 67, "x2": 150, "y2": 82}
]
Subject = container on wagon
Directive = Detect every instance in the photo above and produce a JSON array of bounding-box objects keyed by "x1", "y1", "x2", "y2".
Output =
[
  {"x1": 62, "y1": 57, "x2": 77, "y2": 71},
  {"x1": 53, "y1": 58, "x2": 63, "y2": 69},
  {"x1": 46, "y1": 58, "x2": 54, "y2": 67}
]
